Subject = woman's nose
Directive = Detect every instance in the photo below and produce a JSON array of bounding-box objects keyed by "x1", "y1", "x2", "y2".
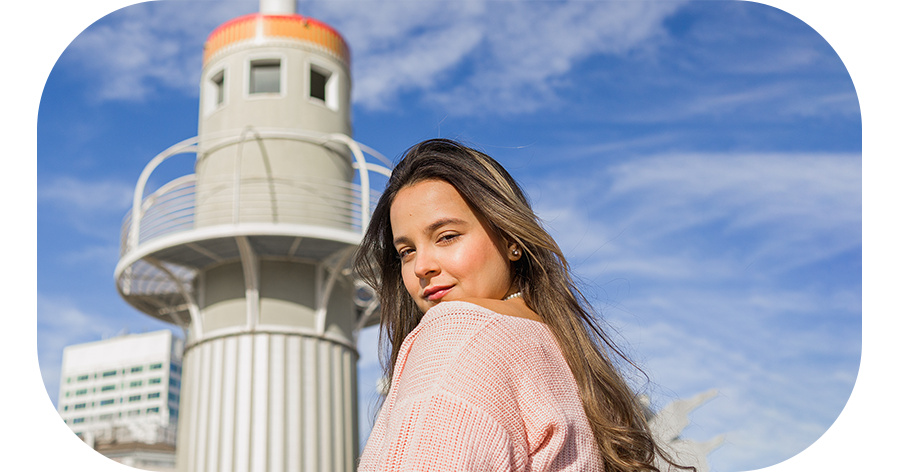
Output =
[{"x1": 413, "y1": 247, "x2": 439, "y2": 279}]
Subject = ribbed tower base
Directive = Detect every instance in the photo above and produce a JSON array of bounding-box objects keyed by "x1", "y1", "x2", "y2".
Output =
[{"x1": 176, "y1": 333, "x2": 358, "y2": 472}]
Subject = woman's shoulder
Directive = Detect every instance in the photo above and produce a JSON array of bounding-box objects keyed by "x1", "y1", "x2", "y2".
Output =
[
  {"x1": 414, "y1": 301, "x2": 496, "y2": 339},
  {"x1": 424, "y1": 299, "x2": 543, "y2": 325},
  {"x1": 416, "y1": 301, "x2": 554, "y2": 364},
  {"x1": 408, "y1": 301, "x2": 544, "y2": 356},
  {"x1": 420, "y1": 302, "x2": 576, "y2": 409}
]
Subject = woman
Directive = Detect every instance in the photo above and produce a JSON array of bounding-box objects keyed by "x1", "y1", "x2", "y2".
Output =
[{"x1": 355, "y1": 139, "x2": 692, "y2": 471}]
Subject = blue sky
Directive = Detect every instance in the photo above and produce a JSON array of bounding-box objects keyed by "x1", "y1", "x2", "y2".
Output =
[{"x1": 12, "y1": 0, "x2": 895, "y2": 470}]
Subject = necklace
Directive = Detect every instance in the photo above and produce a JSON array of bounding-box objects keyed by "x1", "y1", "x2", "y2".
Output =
[{"x1": 502, "y1": 291, "x2": 523, "y2": 301}]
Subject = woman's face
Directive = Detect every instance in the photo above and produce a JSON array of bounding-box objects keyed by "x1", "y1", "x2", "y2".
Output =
[{"x1": 390, "y1": 179, "x2": 517, "y2": 313}]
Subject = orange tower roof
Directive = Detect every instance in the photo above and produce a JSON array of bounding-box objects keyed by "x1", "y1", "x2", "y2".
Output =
[{"x1": 203, "y1": 13, "x2": 350, "y2": 66}]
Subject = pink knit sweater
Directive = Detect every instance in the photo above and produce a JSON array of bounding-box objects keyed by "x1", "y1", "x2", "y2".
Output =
[{"x1": 359, "y1": 301, "x2": 603, "y2": 471}]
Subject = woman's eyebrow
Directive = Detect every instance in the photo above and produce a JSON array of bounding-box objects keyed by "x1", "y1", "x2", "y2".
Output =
[{"x1": 392, "y1": 217, "x2": 466, "y2": 247}]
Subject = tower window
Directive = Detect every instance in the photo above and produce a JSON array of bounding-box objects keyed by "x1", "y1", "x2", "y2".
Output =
[
  {"x1": 250, "y1": 59, "x2": 281, "y2": 94},
  {"x1": 309, "y1": 64, "x2": 337, "y2": 110},
  {"x1": 310, "y1": 68, "x2": 329, "y2": 102},
  {"x1": 204, "y1": 68, "x2": 227, "y2": 114},
  {"x1": 212, "y1": 70, "x2": 225, "y2": 105}
]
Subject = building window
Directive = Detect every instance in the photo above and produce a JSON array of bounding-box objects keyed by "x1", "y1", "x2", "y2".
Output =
[
  {"x1": 211, "y1": 69, "x2": 225, "y2": 105},
  {"x1": 310, "y1": 67, "x2": 328, "y2": 102},
  {"x1": 131, "y1": 366, "x2": 143, "y2": 374},
  {"x1": 150, "y1": 363, "x2": 163, "y2": 371},
  {"x1": 146, "y1": 407, "x2": 160, "y2": 414},
  {"x1": 100, "y1": 399, "x2": 115, "y2": 406},
  {"x1": 74, "y1": 403, "x2": 86, "y2": 410},
  {"x1": 75, "y1": 389, "x2": 87, "y2": 396},
  {"x1": 249, "y1": 59, "x2": 281, "y2": 94},
  {"x1": 102, "y1": 370, "x2": 117, "y2": 378},
  {"x1": 309, "y1": 63, "x2": 338, "y2": 110},
  {"x1": 148, "y1": 392, "x2": 161, "y2": 399},
  {"x1": 77, "y1": 375, "x2": 89, "y2": 382},
  {"x1": 129, "y1": 395, "x2": 142, "y2": 402},
  {"x1": 101, "y1": 385, "x2": 115, "y2": 392},
  {"x1": 149, "y1": 378, "x2": 162, "y2": 385},
  {"x1": 73, "y1": 418, "x2": 85, "y2": 424},
  {"x1": 130, "y1": 380, "x2": 143, "y2": 388}
]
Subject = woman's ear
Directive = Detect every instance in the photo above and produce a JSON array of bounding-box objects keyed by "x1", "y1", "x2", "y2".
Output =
[{"x1": 508, "y1": 244, "x2": 522, "y2": 261}]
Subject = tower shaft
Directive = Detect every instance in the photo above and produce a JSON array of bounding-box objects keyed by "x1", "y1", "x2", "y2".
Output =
[
  {"x1": 115, "y1": 8, "x2": 388, "y2": 472},
  {"x1": 177, "y1": 334, "x2": 357, "y2": 471}
]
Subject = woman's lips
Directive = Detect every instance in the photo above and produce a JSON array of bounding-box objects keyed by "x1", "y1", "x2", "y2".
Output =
[{"x1": 424, "y1": 286, "x2": 453, "y2": 301}]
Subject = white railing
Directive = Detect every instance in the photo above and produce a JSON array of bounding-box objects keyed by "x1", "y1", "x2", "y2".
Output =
[{"x1": 119, "y1": 129, "x2": 391, "y2": 258}]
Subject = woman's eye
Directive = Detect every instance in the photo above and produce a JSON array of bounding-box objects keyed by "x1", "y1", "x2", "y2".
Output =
[
  {"x1": 397, "y1": 248, "x2": 414, "y2": 260},
  {"x1": 438, "y1": 233, "x2": 459, "y2": 243}
]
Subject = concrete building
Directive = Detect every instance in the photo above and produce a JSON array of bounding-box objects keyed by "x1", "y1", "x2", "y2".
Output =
[
  {"x1": 113, "y1": 1, "x2": 388, "y2": 471},
  {"x1": 57, "y1": 329, "x2": 183, "y2": 471}
]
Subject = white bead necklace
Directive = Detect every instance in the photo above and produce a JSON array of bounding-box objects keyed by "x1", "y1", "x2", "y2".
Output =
[{"x1": 502, "y1": 291, "x2": 523, "y2": 301}]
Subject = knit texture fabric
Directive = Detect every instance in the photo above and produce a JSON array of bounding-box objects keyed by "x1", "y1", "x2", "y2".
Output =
[{"x1": 359, "y1": 301, "x2": 603, "y2": 471}]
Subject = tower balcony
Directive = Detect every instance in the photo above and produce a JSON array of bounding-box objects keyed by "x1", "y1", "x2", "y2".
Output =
[{"x1": 114, "y1": 128, "x2": 390, "y2": 329}]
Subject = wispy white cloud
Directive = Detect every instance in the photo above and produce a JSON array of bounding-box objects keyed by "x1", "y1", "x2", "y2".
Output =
[
  {"x1": 61, "y1": 0, "x2": 688, "y2": 112},
  {"x1": 37, "y1": 294, "x2": 127, "y2": 405},
  {"x1": 349, "y1": 16, "x2": 486, "y2": 109},
  {"x1": 57, "y1": 243, "x2": 123, "y2": 276},
  {"x1": 534, "y1": 152, "x2": 860, "y2": 280},
  {"x1": 55, "y1": 0, "x2": 857, "y2": 138},
  {"x1": 614, "y1": 293, "x2": 858, "y2": 468},
  {"x1": 332, "y1": 0, "x2": 686, "y2": 113},
  {"x1": 613, "y1": 80, "x2": 859, "y2": 124},
  {"x1": 521, "y1": 150, "x2": 860, "y2": 466},
  {"x1": 62, "y1": 0, "x2": 255, "y2": 101},
  {"x1": 38, "y1": 175, "x2": 135, "y2": 239},
  {"x1": 38, "y1": 176, "x2": 133, "y2": 214}
]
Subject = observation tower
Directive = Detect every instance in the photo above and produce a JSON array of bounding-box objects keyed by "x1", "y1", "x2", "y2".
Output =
[{"x1": 114, "y1": 1, "x2": 388, "y2": 470}]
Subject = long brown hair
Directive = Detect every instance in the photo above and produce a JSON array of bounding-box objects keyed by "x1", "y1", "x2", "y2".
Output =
[{"x1": 355, "y1": 139, "x2": 693, "y2": 472}]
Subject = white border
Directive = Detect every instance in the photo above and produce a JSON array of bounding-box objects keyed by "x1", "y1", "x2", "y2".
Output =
[{"x1": 12, "y1": 1, "x2": 892, "y2": 471}]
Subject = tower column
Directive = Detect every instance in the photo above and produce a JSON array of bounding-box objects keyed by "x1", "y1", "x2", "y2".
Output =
[
  {"x1": 177, "y1": 331, "x2": 358, "y2": 472},
  {"x1": 115, "y1": 7, "x2": 389, "y2": 472}
]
